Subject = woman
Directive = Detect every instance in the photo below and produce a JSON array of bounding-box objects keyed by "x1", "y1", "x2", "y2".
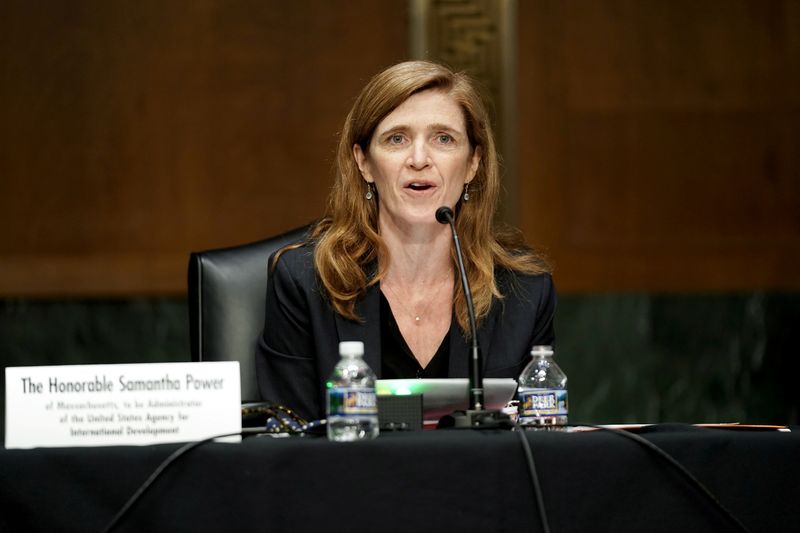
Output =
[{"x1": 256, "y1": 60, "x2": 555, "y2": 422}]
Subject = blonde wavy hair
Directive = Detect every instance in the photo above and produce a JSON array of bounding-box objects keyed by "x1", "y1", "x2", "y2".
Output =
[{"x1": 277, "y1": 60, "x2": 549, "y2": 332}]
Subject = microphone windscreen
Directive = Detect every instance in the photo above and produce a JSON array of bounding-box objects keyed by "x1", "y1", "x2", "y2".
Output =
[{"x1": 435, "y1": 206, "x2": 453, "y2": 224}]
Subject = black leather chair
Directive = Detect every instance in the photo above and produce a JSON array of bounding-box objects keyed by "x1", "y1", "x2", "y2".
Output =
[{"x1": 188, "y1": 225, "x2": 310, "y2": 403}]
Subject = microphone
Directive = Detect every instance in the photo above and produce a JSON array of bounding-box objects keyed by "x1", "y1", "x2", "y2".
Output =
[
  {"x1": 436, "y1": 207, "x2": 510, "y2": 428},
  {"x1": 434, "y1": 206, "x2": 452, "y2": 225},
  {"x1": 435, "y1": 207, "x2": 483, "y2": 411}
]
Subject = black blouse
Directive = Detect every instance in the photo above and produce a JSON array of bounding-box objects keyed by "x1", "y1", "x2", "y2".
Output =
[{"x1": 379, "y1": 290, "x2": 449, "y2": 379}]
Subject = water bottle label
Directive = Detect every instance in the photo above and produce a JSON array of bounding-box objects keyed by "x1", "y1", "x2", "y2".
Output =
[
  {"x1": 327, "y1": 388, "x2": 378, "y2": 416},
  {"x1": 518, "y1": 389, "x2": 568, "y2": 417}
]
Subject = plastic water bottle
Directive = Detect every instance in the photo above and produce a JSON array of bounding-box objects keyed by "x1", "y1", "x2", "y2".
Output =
[
  {"x1": 326, "y1": 341, "x2": 379, "y2": 441},
  {"x1": 517, "y1": 345, "x2": 568, "y2": 429}
]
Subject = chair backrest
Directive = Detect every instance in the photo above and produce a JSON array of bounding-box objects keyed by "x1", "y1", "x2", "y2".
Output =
[{"x1": 188, "y1": 225, "x2": 310, "y2": 403}]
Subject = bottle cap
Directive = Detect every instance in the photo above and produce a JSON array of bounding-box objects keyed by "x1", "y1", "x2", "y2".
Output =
[
  {"x1": 339, "y1": 341, "x2": 365, "y2": 357},
  {"x1": 530, "y1": 345, "x2": 554, "y2": 357}
]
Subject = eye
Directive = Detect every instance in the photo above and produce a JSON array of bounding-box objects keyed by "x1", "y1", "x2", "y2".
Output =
[
  {"x1": 388, "y1": 133, "x2": 404, "y2": 144},
  {"x1": 437, "y1": 134, "x2": 453, "y2": 144}
]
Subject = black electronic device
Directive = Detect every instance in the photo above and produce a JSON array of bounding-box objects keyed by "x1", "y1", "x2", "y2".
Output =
[{"x1": 377, "y1": 394, "x2": 423, "y2": 431}]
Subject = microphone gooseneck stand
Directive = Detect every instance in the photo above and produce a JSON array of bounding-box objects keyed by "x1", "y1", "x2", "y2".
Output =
[{"x1": 435, "y1": 206, "x2": 512, "y2": 429}]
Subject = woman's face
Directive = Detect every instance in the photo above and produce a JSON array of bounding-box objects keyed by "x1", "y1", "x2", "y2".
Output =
[{"x1": 353, "y1": 89, "x2": 480, "y2": 230}]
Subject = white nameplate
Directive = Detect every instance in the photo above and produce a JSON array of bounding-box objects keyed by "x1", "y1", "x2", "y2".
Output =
[{"x1": 5, "y1": 362, "x2": 242, "y2": 449}]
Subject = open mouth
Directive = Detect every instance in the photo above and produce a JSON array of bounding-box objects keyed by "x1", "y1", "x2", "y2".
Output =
[{"x1": 407, "y1": 182, "x2": 434, "y2": 191}]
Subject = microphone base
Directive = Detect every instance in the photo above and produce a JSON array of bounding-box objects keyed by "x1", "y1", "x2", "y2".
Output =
[{"x1": 436, "y1": 409, "x2": 514, "y2": 430}]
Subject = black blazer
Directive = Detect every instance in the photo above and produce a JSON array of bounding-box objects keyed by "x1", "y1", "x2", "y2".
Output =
[{"x1": 255, "y1": 245, "x2": 556, "y2": 421}]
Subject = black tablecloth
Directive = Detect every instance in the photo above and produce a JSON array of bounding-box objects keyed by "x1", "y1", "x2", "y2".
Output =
[{"x1": 1, "y1": 425, "x2": 797, "y2": 533}]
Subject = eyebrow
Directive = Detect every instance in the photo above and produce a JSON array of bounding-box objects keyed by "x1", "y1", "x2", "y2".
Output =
[{"x1": 376, "y1": 122, "x2": 464, "y2": 136}]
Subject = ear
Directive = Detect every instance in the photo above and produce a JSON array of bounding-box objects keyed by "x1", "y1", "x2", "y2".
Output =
[
  {"x1": 352, "y1": 144, "x2": 373, "y2": 183},
  {"x1": 466, "y1": 145, "x2": 482, "y2": 184}
]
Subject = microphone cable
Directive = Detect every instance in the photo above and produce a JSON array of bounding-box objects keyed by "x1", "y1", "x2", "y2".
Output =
[
  {"x1": 510, "y1": 419, "x2": 552, "y2": 533},
  {"x1": 569, "y1": 424, "x2": 753, "y2": 533},
  {"x1": 102, "y1": 403, "x2": 310, "y2": 533},
  {"x1": 100, "y1": 427, "x2": 271, "y2": 533}
]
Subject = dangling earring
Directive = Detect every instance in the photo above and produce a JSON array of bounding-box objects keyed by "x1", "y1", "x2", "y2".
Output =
[
  {"x1": 463, "y1": 182, "x2": 470, "y2": 202},
  {"x1": 365, "y1": 183, "x2": 374, "y2": 200}
]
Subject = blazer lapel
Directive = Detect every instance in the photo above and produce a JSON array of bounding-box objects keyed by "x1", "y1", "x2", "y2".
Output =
[
  {"x1": 333, "y1": 283, "x2": 382, "y2": 376},
  {"x1": 447, "y1": 303, "x2": 499, "y2": 377}
]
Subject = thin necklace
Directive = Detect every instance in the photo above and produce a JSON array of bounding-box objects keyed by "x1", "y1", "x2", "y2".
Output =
[{"x1": 381, "y1": 275, "x2": 452, "y2": 325}]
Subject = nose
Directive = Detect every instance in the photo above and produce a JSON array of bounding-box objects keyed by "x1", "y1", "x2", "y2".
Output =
[{"x1": 406, "y1": 138, "x2": 431, "y2": 170}]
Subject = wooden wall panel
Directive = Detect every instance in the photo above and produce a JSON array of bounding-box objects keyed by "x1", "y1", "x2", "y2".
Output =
[
  {"x1": 518, "y1": 0, "x2": 800, "y2": 292},
  {"x1": 0, "y1": 0, "x2": 408, "y2": 296},
  {"x1": 4, "y1": 0, "x2": 799, "y2": 296}
]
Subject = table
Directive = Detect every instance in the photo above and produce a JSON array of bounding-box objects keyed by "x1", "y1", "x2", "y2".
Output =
[{"x1": 1, "y1": 424, "x2": 797, "y2": 532}]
